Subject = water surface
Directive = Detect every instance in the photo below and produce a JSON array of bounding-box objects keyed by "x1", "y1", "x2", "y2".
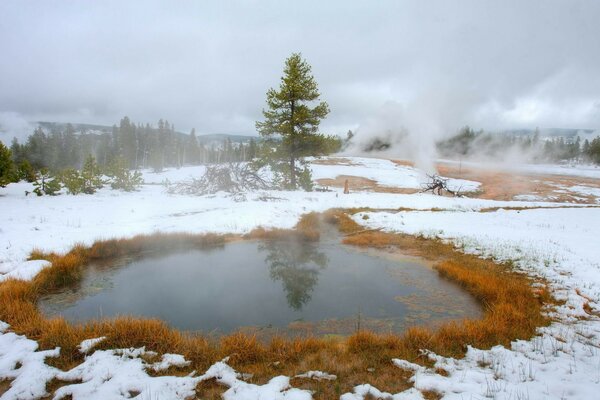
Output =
[{"x1": 40, "y1": 240, "x2": 481, "y2": 335}]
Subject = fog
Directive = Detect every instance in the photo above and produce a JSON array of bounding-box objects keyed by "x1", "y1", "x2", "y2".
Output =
[{"x1": 1, "y1": 0, "x2": 599, "y2": 162}]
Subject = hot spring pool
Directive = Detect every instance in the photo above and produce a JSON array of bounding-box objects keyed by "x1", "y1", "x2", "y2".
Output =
[{"x1": 39, "y1": 240, "x2": 481, "y2": 335}]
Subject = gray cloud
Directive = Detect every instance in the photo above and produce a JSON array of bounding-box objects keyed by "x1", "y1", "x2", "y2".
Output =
[{"x1": 0, "y1": 0, "x2": 599, "y2": 141}]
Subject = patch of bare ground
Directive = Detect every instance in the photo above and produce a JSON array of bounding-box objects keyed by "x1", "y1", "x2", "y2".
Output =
[
  {"x1": 435, "y1": 162, "x2": 600, "y2": 203},
  {"x1": 0, "y1": 379, "x2": 12, "y2": 397},
  {"x1": 310, "y1": 157, "x2": 358, "y2": 166},
  {"x1": 0, "y1": 211, "x2": 555, "y2": 399},
  {"x1": 316, "y1": 175, "x2": 418, "y2": 194},
  {"x1": 391, "y1": 159, "x2": 415, "y2": 168}
]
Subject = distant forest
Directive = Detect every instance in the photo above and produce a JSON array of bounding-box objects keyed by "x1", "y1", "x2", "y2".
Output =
[
  {"x1": 6, "y1": 118, "x2": 290, "y2": 172},
  {"x1": 436, "y1": 127, "x2": 600, "y2": 164},
  {"x1": 8, "y1": 117, "x2": 342, "y2": 173}
]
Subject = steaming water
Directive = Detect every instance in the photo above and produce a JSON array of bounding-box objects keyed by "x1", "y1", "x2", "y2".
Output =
[{"x1": 39, "y1": 240, "x2": 481, "y2": 335}]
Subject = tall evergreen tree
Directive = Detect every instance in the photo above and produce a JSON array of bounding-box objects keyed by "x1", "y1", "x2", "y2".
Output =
[
  {"x1": 187, "y1": 128, "x2": 200, "y2": 164},
  {"x1": 24, "y1": 127, "x2": 47, "y2": 168},
  {"x1": 248, "y1": 138, "x2": 257, "y2": 160},
  {"x1": 256, "y1": 53, "x2": 330, "y2": 190}
]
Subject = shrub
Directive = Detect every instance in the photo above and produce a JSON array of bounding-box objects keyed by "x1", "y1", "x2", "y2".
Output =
[
  {"x1": 60, "y1": 156, "x2": 105, "y2": 195},
  {"x1": 18, "y1": 160, "x2": 37, "y2": 182},
  {"x1": 297, "y1": 166, "x2": 314, "y2": 191},
  {"x1": 60, "y1": 168, "x2": 86, "y2": 195},
  {"x1": 81, "y1": 155, "x2": 105, "y2": 193},
  {"x1": 32, "y1": 169, "x2": 61, "y2": 196},
  {"x1": 106, "y1": 158, "x2": 143, "y2": 191}
]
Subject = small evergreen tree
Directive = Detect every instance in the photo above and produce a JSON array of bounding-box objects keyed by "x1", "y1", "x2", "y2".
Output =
[
  {"x1": 32, "y1": 169, "x2": 61, "y2": 196},
  {"x1": 61, "y1": 168, "x2": 86, "y2": 195},
  {"x1": 17, "y1": 160, "x2": 37, "y2": 182},
  {"x1": 0, "y1": 141, "x2": 16, "y2": 187},
  {"x1": 256, "y1": 53, "x2": 330, "y2": 190},
  {"x1": 106, "y1": 157, "x2": 143, "y2": 191},
  {"x1": 81, "y1": 154, "x2": 104, "y2": 193}
]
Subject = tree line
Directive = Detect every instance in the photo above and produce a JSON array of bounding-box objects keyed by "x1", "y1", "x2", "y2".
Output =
[
  {"x1": 436, "y1": 126, "x2": 600, "y2": 164},
  {"x1": 7, "y1": 118, "x2": 265, "y2": 173}
]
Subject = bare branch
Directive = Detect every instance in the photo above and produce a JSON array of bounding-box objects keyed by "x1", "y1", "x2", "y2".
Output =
[
  {"x1": 167, "y1": 162, "x2": 273, "y2": 195},
  {"x1": 419, "y1": 174, "x2": 462, "y2": 197}
]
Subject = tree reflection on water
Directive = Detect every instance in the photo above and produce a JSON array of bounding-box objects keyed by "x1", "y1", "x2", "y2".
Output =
[{"x1": 260, "y1": 240, "x2": 328, "y2": 310}]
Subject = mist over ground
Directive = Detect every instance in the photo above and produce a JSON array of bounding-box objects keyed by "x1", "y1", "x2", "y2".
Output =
[{"x1": 1, "y1": 0, "x2": 599, "y2": 164}]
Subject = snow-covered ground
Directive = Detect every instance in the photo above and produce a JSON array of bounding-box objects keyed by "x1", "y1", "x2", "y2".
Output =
[
  {"x1": 309, "y1": 157, "x2": 481, "y2": 192},
  {"x1": 1, "y1": 156, "x2": 599, "y2": 399}
]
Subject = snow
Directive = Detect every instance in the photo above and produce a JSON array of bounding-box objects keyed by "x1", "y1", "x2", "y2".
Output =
[
  {"x1": 295, "y1": 370, "x2": 337, "y2": 381},
  {"x1": 0, "y1": 324, "x2": 60, "y2": 400},
  {"x1": 309, "y1": 157, "x2": 481, "y2": 192},
  {"x1": 54, "y1": 347, "x2": 202, "y2": 400},
  {"x1": 197, "y1": 358, "x2": 312, "y2": 400},
  {"x1": 151, "y1": 353, "x2": 191, "y2": 371},
  {"x1": 568, "y1": 185, "x2": 600, "y2": 201},
  {"x1": 341, "y1": 385, "x2": 425, "y2": 400},
  {"x1": 513, "y1": 194, "x2": 544, "y2": 201},
  {"x1": 0, "y1": 260, "x2": 50, "y2": 282},
  {"x1": 1, "y1": 156, "x2": 600, "y2": 399},
  {"x1": 78, "y1": 337, "x2": 106, "y2": 354}
]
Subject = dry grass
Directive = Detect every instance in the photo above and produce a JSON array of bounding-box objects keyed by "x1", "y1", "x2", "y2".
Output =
[
  {"x1": 391, "y1": 160, "x2": 415, "y2": 168},
  {"x1": 247, "y1": 212, "x2": 321, "y2": 242},
  {"x1": 0, "y1": 379, "x2": 13, "y2": 397},
  {"x1": 310, "y1": 157, "x2": 358, "y2": 166},
  {"x1": 323, "y1": 209, "x2": 363, "y2": 234},
  {"x1": 0, "y1": 211, "x2": 554, "y2": 398},
  {"x1": 576, "y1": 288, "x2": 596, "y2": 316}
]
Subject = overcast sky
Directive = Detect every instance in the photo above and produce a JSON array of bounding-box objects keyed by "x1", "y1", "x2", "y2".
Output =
[{"x1": 1, "y1": 0, "x2": 599, "y2": 141}]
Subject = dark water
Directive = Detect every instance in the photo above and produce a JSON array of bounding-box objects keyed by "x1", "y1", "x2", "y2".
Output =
[{"x1": 39, "y1": 240, "x2": 481, "y2": 335}]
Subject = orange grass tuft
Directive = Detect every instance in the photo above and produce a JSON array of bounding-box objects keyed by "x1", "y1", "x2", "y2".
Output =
[
  {"x1": 323, "y1": 209, "x2": 362, "y2": 234},
  {"x1": 247, "y1": 212, "x2": 321, "y2": 242}
]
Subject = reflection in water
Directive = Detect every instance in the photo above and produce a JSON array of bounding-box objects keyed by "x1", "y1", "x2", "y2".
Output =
[
  {"x1": 261, "y1": 241, "x2": 328, "y2": 310},
  {"x1": 39, "y1": 240, "x2": 482, "y2": 334}
]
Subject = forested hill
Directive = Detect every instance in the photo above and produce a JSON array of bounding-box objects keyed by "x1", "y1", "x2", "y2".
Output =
[
  {"x1": 9, "y1": 118, "x2": 261, "y2": 171},
  {"x1": 36, "y1": 121, "x2": 256, "y2": 145}
]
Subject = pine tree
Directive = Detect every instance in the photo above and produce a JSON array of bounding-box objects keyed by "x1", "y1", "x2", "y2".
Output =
[
  {"x1": 27, "y1": 127, "x2": 47, "y2": 169},
  {"x1": 32, "y1": 169, "x2": 61, "y2": 196},
  {"x1": 10, "y1": 138, "x2": 24, "y2": 164},
  {"x1": 119, "y1": 116, "x2": 137, "y2": 168},
  {"x1": 248, "y1": 138, "x2": 257, "y2": 161},
  {"x1": 63, "y1": 123, "x2": 80, "y2": 168},
  {"x1": 0, "y1": 141, "x2": 16, "y2": 187},
  {"x1": 17, "y1": 160, "x2": 36, "y2": 182},
  {"x1": 187, "y1": 128, "x2": 200, "y2": 164},
  {"x1": 589, "y1": 137, "x2": 600, "y2": 164},
  {"x1": 583, "y1": 139, "x2": 591, "y2": 160},
  {"x1": 256, "y1": 53, "x2": 330, "y2": 190},
  {"x1": 106, "y1": 157, "x2": 143, "y2": 191},
  {"x1": 81, "y1": 154, "x2": 104, "y2": 193}
]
